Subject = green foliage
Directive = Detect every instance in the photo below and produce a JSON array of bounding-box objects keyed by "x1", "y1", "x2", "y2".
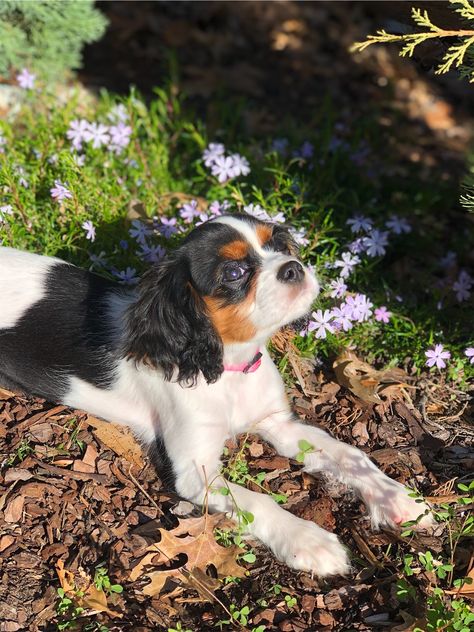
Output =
[
  {"x1": 396, "y1": 481, "x2": 474, "y2": 632},
  {"x1": 351, "y1": 0, "x2": 474, "y2": 81},
  {"x1": 93, "y1": 564, "x2": 123, "y2": 595},
  {"x1": 0, "y1": 0, "x2": 107, "y2": 81},
  {"x1": 295, "y1": 438, "x2": 315, "y2": 463},
  {"x1": 55, "y1": 587, "x2": 84, "y2": 631}
]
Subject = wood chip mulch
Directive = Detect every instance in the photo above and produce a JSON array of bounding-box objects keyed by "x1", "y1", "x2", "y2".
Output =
[{"x1": 0, "y1": 360, "x2": 473, "y2": 631}]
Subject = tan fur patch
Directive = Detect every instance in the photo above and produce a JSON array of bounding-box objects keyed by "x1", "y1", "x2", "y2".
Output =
[
  {"x1": 219, "y1": 240, "x2": 249, "y2": 260},
  {"x1": 256, "y1": 224, "x2": 273, "y2": 246},
  {"x1": 203, "y1": 276, "x2": 258, "y2": 343}
]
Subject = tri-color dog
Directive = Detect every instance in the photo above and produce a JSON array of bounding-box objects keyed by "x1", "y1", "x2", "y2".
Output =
[{"x1": 0, "y1": 215, "x2": 432, "y2": 575}]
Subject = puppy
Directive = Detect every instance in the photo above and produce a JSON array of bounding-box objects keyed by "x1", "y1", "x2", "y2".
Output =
[{"x1": 0, "y1": 214, "x2": 432, "y2": 576}]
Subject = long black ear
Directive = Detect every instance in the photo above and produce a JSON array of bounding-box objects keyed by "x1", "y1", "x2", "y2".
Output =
[{"x1": 124, "y1": 253, "x2": 223, "y2": 386}]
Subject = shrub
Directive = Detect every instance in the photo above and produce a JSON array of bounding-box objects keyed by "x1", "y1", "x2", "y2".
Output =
[{"x1": 0, "y1": 0, "x2": 107, "y2": 82}]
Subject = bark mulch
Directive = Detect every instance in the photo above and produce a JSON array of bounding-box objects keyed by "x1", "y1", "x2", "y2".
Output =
[{"x1": 1, "y1": 346, "x2": 472, "y2": 631}]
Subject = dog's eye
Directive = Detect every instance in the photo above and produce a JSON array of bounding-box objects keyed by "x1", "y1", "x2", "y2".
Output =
[
  {"x1": 275, "y1": 242, "x2": 291, "y2": 255},
  {"x1": 223, "y1": 262, "x2": 248, "y2": 282}
]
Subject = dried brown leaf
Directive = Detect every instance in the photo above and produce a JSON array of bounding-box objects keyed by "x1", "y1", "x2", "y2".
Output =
[
  {"x1": 333, "y1": 351, "x2": 410, "y2": 404},
  {"x1": 87, "y1": 415, "x2": 144, "y2": 467},
  {"x1": 129, "y1": 514, "x2": 246, "y2": 597}
]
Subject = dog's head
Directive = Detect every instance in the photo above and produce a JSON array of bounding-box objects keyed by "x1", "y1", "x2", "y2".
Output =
[{"x1": 125, "y1": 215, "x2": 319, "y2": 385}]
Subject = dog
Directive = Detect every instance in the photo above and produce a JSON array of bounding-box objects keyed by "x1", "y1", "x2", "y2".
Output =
[{"x1": 0, "y1": 214, "x2": 432, "y2": 576}]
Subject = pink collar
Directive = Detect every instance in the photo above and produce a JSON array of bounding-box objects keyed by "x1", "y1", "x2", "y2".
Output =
[{"x1": 224, "y1": 350, "x2": 262, "y2": 374}]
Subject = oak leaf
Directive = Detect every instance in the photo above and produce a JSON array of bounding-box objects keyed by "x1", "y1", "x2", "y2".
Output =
[
  {"x1": 129, "y1": 514, "x2": 247, "y2": 597},
  {"x1": 333, "y1": 351, "x2": 410, "y2": 403}
]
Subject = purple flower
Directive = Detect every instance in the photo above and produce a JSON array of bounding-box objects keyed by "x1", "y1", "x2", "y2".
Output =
[
  {"x1": 107, "y1": 104, "x2": 129, "y2": 123},
  {"x1": 129, "y1": 220, "x2": 152, "y2": 244},
  {"x1": 425, "y1": 344, "x2": 451, "y2": 369},
  {"x1": 343, "y1": 294, "x2": 373, "y2": 322},
  {"x1": 385, "y1": 215, "x2": 411, "y2": 235},
  {"x1": 84, "y1": 122, "x2": 110, "y2": 149},
  {"x1": 348, "y1": 237, "x2": 366, "y2": 254},
  {"x1": 453, "y1": 270, "x2": 472, "y2": 302},
  {"x1": 89, "y1": 252, "x2": 107, "y2": 270},
  {"x1": 374, "y1": 306, "x2": 391, "y2": 323},
  {"x1": 465, "y1": 347, "x2": 474, "y2": 364},
  {"x1": 271, "y1": 211, "x2": 286, "y2": 224},
  {"x1": 66, "y1": 119, "x2": 90, "y2": 151},
  {"x1": 109, "y1": 122, "x2": 132, "y2": 153},
  {"x1": 272, "y1": 138, "x2": 288, "y2": 155},
  {"x1": 203, "y1": 143, "x2": 225, "y2": 167},
  {"x1": 243, "y1": 203, "x2": 270, "y2": 221},
  {"x1": 300, "y1": 141, "x2": 314, "y2": 159},
  {"x1": 328, "y1": 278, "x2": 347, "y2": 299},
  {"x1": 290, "y1": 227, "x2": 309, "y2": 247},
  {"x1": 211, "y1": 155, "x2": 236, "y2": 183},
  {"x1": 50, "y1": 180, "x2": 73, "y2": 202},
  {"x1": 196, "y1": 213, "x2": 210, "y2": 226},
  {"x1": 364, "y1": 230, "x2": 389, "y2": 257},
  {"x1": 334, "y1": 252, "x2": 360, "y2": 278},
  {"x1": 114, "y1": 267, "x2": 139, "y2": 285},
  {"x1": 158, "y1": 217, "x2": 178, "y2": 239},
  {"x1": 307, "y1": 309, "x2": 335, "y2": 339},
  {"x1": 82, "y1": 220, "x2": 96, "y2": 242},
  {"x1": 17, "y1": 68, "x2": 36, "y2": 89},
  {"x1": 137, "y1": 243, "x2": 166, "y2": 263},
  {"x1": 440, "y1": 251, "x2": 456, "y2": 269},
  {"x1": 229, "y1": 153, "x2": 250, "y2": 178},
  {"x1": 0, "y1": 204, "x2": 13, "y2": 221},
  {"x1": 208, "y1": 200, "x2": 229, "y2": 217},
  {"x1": 346, "y1": 215, "x2": 373, "y2": 233},
  {"x1": 72, "y1": 153, "x2": 86, "y2": 167},
  {"x1": 119, "y1": 239, "x2": 129, "y2": 250},
  {"x1": 179, "y1": 199, "x2": 201, "y2": 223},
  {"x1": 330, "y1": 306, "x2": 353, "y2": 332}
]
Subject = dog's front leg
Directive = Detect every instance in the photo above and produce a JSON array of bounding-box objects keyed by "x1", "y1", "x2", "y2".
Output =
[
  {"x1": 162, "y1": 419, "x2": 349, "y2": 576},
  {"x1": 257, "y1": 412, "x2": 433, "y2": 530}
]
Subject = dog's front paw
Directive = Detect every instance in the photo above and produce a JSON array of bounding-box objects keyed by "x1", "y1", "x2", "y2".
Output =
[
  {"x1": 269, "y1": 516, "x2": 350, "y2": 577},
  {"x1": 364, "y1": 479, "x2": 434, "y2": 530}
]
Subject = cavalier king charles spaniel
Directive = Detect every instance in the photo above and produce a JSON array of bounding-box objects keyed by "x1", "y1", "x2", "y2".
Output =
[{"x1": 0, "y1": 214, "x2": 432, "y2": 576}]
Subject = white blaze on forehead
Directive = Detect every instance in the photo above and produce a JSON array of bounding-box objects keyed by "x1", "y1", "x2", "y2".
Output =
[
  {"x1": 213, "y1": 216, "x2": 269, "y2": 257},
  {"x1": 0, "y1": 247, "x2": 64, "y2": 328}
]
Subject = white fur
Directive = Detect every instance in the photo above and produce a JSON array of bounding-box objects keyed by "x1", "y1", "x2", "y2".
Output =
[{"x1": 0, "y1": 247, "x2": 64, "y2": 328}]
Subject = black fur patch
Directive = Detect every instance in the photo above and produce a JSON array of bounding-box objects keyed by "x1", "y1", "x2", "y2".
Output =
[{"x1": 0, "y1": 263, "x2": 126, "y2": 400}]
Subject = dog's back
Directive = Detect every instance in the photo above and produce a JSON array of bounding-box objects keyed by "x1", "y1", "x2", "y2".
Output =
[{"x1": 0, "y1": 247, "x2": 126, "y2": 399}]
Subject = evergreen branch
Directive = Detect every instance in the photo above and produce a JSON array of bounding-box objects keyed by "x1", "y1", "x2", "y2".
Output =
[
  {"x1": 350, "y1": 1, "x2": 474, "y2": 77},
  {"x1": 411, "y1": 7, "x2": 441, "y2": 32},
  {"x1": 452, "y1": 0, "x2": 474, "y2": 23},
  {"x1": 436, "y1": 35, "x2": 474, "y2": 73},
  {"x1": 351, "y1": 28, "x2": 474, "y2": 56}
]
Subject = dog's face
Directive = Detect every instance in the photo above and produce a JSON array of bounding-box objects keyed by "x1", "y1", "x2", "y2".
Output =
[{"x1": 125, "y1": 215, "x2": 319, "y2": 385}]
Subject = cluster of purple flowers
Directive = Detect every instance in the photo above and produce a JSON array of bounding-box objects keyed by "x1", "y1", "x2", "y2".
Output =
[
  {"x1": 66, "y1": 109, "x2": 132, "y2": 155},
  {"x1": 271, "y1": 138, "x2": 314, "y2": 161},
  {"x1": 0, "y1": 133, "x2": 6, "y2": 154},
  {"x1": 301, "y1": 293, "x2": 381, "y2": 339},
  {"x1": 202, "y1": 143, "x2": 250, "y2": 183},
  {"x1": 179, "y1": 199, "x2": 229, "y2": 225}
]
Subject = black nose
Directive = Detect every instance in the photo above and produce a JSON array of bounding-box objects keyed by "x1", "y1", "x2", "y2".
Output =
[{"x1": 277, "y1": 260, "x2": 305, "y2": 284}]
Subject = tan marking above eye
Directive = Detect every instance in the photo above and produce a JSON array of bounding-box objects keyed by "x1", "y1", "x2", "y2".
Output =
[
  {"x1": 219, "y1": 240, "x2": 249, "y2": 260},
  {"x1": 256, "y1": 224, "x2": 273, "y2": 246}
]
